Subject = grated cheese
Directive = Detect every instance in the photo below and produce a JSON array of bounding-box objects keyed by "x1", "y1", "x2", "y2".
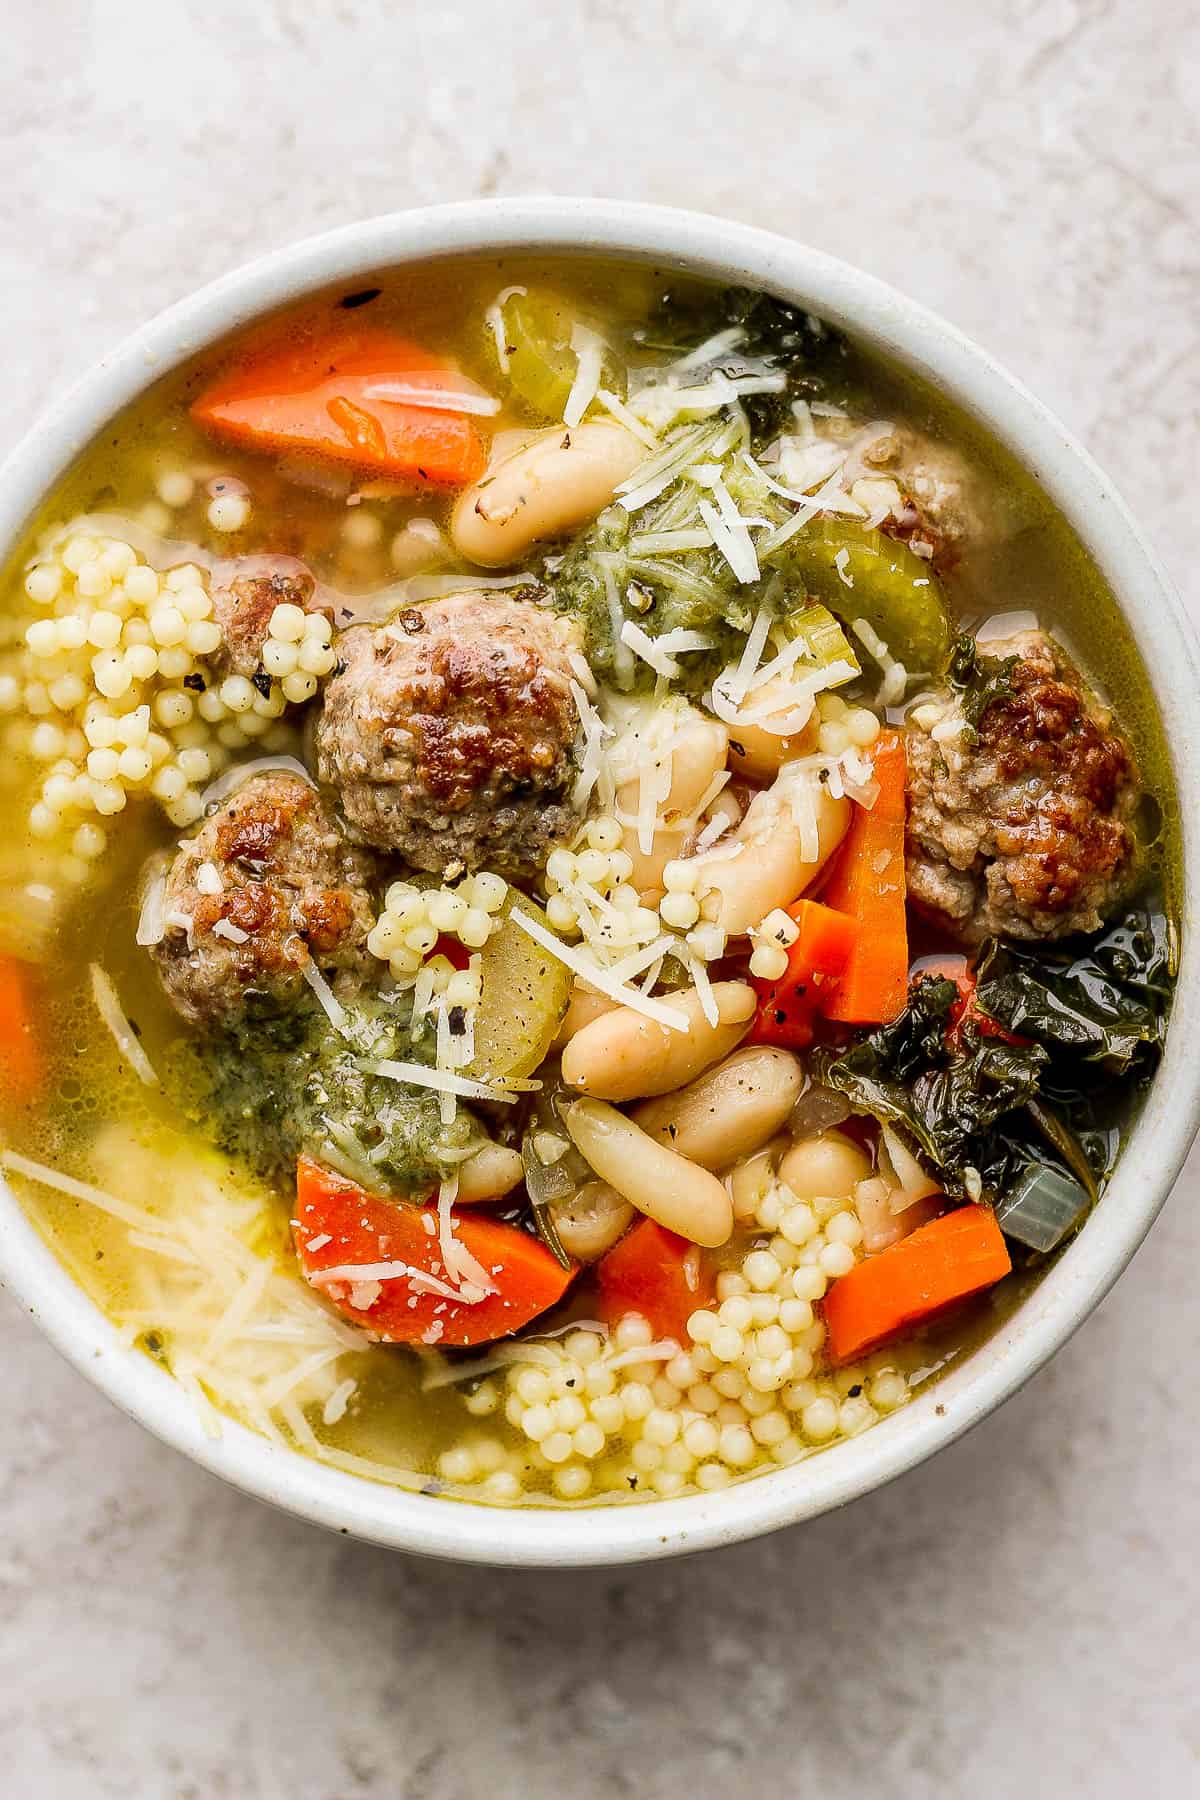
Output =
[
  {"x1": 594, "y1": 387, "x2": 659, "y2": 449},
  {"x1": 357, "y1": 1058, "x2": 524, "y2": 1103},
  {"x1": 322, "y1": 1377, "x2": 357, "y2": 1425},
  {"x1": 693, "y1": 467, "x2": 759, "y2": 583},
  {"x1": 360, "y1": 378, "x2": 501, "y2": 417},
  {"x1": 617, "y1": 620, "x2": 716, "y2": 680},
  {"x1": 301, "y1": 960, "x2": 347, "y2": 1031},
  {"x1": 307, "y1": 1259, "x2": 469, "y2": 1303},
  {"x1": 484, "y1": 284, "x2": 526, "y2": 375},
  {"x1": 563, "y1": 324, "x2": 606, "y2": 428},
  {"x1": 89, "y1": 963, "x2": 159, "y2": 1088},
  {"x1": 211, "y1": 918, "x2": 249, "y2": 944},
  {"x1": 508, "y1": 908, "x2": 690, "y2": 1031}
]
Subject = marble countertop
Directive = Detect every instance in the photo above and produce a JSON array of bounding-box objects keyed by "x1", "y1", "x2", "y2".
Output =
[{"x1": 4, "y1": 2, "x2": 1199, "y2": 1793}]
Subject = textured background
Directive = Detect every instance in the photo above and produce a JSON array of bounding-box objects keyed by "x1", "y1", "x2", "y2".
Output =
[{"x1": 4, "y1": 2, "x2": 1200, "y2": 1795}]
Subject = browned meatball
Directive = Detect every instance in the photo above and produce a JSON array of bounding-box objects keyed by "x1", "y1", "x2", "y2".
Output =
[
  {"x1": 210, "y1": 561, "x2": 331, "y2": 679},
  {"x1": 905, "y1": 630, "x2": 1136, "y2": 943},
  {"x1": 313, "y1": 592, "x2": 582, "y2": 877},
  {"x1": 151, "y1": 771, "x2": 376, "y2": 1026}
]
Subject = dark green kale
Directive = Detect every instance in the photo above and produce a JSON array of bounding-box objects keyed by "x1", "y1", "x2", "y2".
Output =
[
  {"x1": 811, "y1": 905, "x2": 1172, "y2": 1207},
  {"x1": 946, "y1": 632, "x2": 1019, "y2": 740},
  {"x1": 975, "y1": 908, "x2": 1173, "y2": 1072},
  {"x1": 812, "y1": 978, "x2": 1050, "y2": 1199},
  {"x1": 640, "y1": 285, "x2": 853, "y2": 436}
]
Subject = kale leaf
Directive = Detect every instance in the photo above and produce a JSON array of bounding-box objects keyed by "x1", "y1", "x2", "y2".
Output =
[
  {"x1": 811, "y1": 904, "x2": 1173, "y2": 1206},
  {"x1": 976, "y1": 908, "x2": 1172, "y2": 1072},
  {"x1": 946, "y1": 632, "x2": 1019, "y2": 739},
  {"x1": 812, "y1": 978, "x2": 1049, "y2": 1199}
]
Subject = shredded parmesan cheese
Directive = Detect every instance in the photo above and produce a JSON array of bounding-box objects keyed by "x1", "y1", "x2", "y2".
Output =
[
  {"x1": 301, "y1": 960, "x2": 347, "y2": 1031},
  {"x1": 89, "y1": 963, "x2": 159, "y2": 1088},
  {"x1": 508, "y1": 908, "x2": 690, "y2": 1031},
  {"x1": 563, "y1": 324, "x2": 606, "y2": 428},
  {"x1": 485, "y1": 284, "x2": 526, "y2": 375}
]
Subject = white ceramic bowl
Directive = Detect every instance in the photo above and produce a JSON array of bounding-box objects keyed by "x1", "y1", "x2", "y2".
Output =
[{"x1": 1, "y1": 199, "x2": 1196, "y2": 1567}]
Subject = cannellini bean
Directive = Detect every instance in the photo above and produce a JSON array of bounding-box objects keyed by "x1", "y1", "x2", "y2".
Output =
[
  {"x1": 565, "y1": 1099, "x2": 734, "y2": 1247},
  {"x1": 778, "y1": 1131, "x2": 872, "y2": 1203},
  {"x1": 561, "y1": 981, "x2": 755, "y2": 1103},
  {"x1": 726, "y1": 677, "x2": 820, "y2": 784},
  {"x1": 696, "y1": 773, "x2": 850, "y2": 935},
  {"x1": 450, "y1": 422, "x2": 646, "y2": 567},
  {"x1": 551, "y1": 1179, "x2": 635, "y2": 1263},
  {"x1": 631, "y1": 1047, "x2": 804, "y2": 1171},
  {"x1": 728, "y1": 1143, "x2": 782, "y2": 1221},
  {"x1": 551, "y1": 984, "x2": 619, "y2": 1051},
  {"x1": 615, "y1": 705, "x2": 729, "y2": 893},
  {"x1": 456, "y1": 1141, "x2": 526, "y2": 1203}
]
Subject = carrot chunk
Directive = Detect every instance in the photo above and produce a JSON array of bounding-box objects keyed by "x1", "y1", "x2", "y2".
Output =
[
  {"x1": 819, "y1": 731, "x2": 909, "y2": 1024},
  {"x1": 0, "y1": 955, "x2": 42, "y2": 1105},
  {"x1": 293, "y1": 1158, "x2": 574, "y2": 1348},
  {"x1": 596, "y1": 1217, "x2": 714, "y2": 1344},
  {"x1": 748, "y1": 898, "x2": 858, "y2": 1048},
  {"x1": 191, "y1": 326, "x2": 486, "y2": 487},
  {"x1": 822, "y1": 1203, "x2": 1012, "y2": 1362}
]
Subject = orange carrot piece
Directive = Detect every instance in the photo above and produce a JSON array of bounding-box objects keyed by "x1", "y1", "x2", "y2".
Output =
[
  {"x1": 748, "y1": 898, "x2": 859, "y2": 1047},
  {"x1": 293, "y1": 1157, "x2": 574, "y2": 1348},
  {"x1": 0, "y1": 955, "x2": 41, "y2": 1105},
  {"x1": 596, "y1": 1218, "x2": 713, "y2": 1343},
  {"x1": 820, "y1": 730, "x2": 908, "y2": 1024},
  {"x1": 191, "y1": 326, "x2": 486, "y2": 488},
  {"x1": 822, "y1": 1204, "x2": 1012, "y2": 1362}
]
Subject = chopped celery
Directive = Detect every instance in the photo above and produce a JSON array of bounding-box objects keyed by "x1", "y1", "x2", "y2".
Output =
[
  {"x1": 468, "y1": 895, "x2": 573, "y2": 1081},
  {"x1": 771, "y1": 516, "x2": 952, "y2": 677},
  {"x1": 498, "y1": 290, "x2": 623, "y2": 421},
  {"x1": 785, "y1": 602, "x2": 859, "y2": 677}
]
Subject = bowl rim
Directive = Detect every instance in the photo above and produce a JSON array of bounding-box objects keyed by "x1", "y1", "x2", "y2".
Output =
[{"x1": 0, "y1": 197, "x2": 1196, "y2": 1568}]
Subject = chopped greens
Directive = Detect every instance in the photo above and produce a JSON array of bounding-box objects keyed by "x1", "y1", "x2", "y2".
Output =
[
  {"x1": 976, "y1": 908, "x2": 1172, "y2": 1072},
  {"x1": 946, "y1": 632, "x2": 1019, "y2": 738},
  {"x1": 812, "y1": 905, "x2": 1171, "y2": 1221},
  {"x1": 175, "y1": 993, "x2": 482, "y2": 1197},
  {"x1": 813, "y1": 978, "x2": 1050, "y2": 1200}
]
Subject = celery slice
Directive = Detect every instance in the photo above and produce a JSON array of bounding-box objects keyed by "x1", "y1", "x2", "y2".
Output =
[{"x1": 771, "y1": 517, "x2": 952, "y2": 676}]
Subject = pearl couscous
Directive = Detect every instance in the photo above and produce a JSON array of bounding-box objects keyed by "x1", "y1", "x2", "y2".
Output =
[{"x1": 0, "y1": 253, "x2": 1172, "y2": 1516}]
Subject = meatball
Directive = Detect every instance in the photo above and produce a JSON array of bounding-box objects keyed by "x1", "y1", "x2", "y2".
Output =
[
  {"x1": 314, "y1": 592, "x2": 582, "y2": 877},
  {"x1": 905, "y1": 630, "x2": 1136, "y2": 943},
  {"x1": 151, "y1": 771, "x2": 376, "y2": 1026},
  {"x1": 210, "y1": 560, "x2": 330, "y2": 678},
  {"x1": 853, "y1": 425, "x2": 984, "y2": 571}
]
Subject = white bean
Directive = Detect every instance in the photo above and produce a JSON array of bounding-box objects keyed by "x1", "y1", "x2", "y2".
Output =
[
  {"x1": 778, "y1": 1131, "x2": 872, "y2": 1202},
  {"x1": 565, "y1": 1099, "x2": 734, "y2": 1247},
  {"x1": 552, "y1": 1180, "x2": 635, "y2": 1263},
  {"x1": 450, "y1": 422, "x2": 646, "y2": 567},
  {"x1": 551, "y1": 984, "x2": 619, "y2": 1051},
  {"x1": 615, "y1": 706, "x2": 728, "y2": 893},
  {"x1": 696, "y1": 775, "x2": 849, "y2": 935},
  {"x1": 456, "y1": 1142, "x2": 526, "y2": 1203},
  {"x1": 725, "y1": 677, "x2": 820, "y2": 784},
  {"x1": 631, "y1": 1047, "x2": 805, "y2": 1170},
  {"x1": 561, "y1": 981, "x2": 756, "y2": 1103}
]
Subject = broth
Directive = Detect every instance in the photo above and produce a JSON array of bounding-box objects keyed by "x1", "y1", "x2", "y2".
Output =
[{"x1": 0, "y1": 256, "x2": 1176, "y2": 1505}]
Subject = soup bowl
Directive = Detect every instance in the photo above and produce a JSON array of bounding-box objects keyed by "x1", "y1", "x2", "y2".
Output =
[{"x1": 0, "y1": 198, "x2": 1196, "y2": 1567}]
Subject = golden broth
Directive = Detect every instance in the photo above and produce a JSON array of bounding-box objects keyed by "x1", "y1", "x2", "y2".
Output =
[{"x1": 0, "y1": 256, "x2": 1176, "y2": 1505}]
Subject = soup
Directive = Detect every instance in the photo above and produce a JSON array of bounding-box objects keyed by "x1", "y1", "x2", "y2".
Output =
[{"x1": 0, "y1": 257, "x2": 1175, "y2": 1507}]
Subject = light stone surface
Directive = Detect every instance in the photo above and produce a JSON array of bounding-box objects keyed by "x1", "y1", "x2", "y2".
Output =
[{"x1": 3, "y1": 1, "x2": 1200, "y2": 1794}]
